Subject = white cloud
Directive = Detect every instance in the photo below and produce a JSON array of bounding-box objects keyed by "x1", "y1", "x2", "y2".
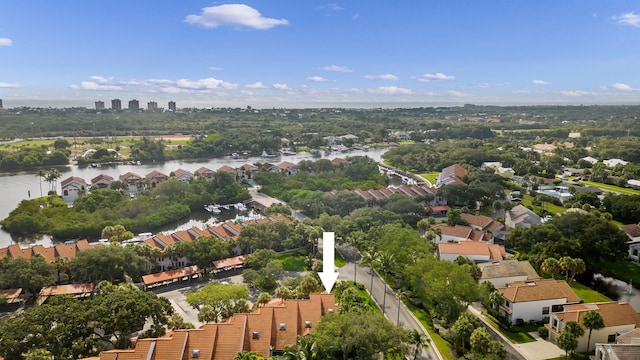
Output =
[
  {"x1": 175, "y1": 77, "x2": 238, "y2": 90},
  {"x1": 559, "y1": 90, "x2": 589, "y2": 97},
  {"x1": 416, "y1": 72, "x2": 455, "y2": 82},
  {"x1": 319, "y1": 65, "x2": 353, "y2": 73},
  {"x1": 611, "y1": 83, "x2": 636, "y2": 91},
  {"x1": 614, "y1": 12, "x2": 640, "y2": 28},
  {"x1": 246, "y1": 82, "x2": 267, "y2": 89},
  {"x1": 0, "y1": 82, "x2": 20, "y2": 88},
  {"x1": 69, "y1": 81, "x2": 122, "y2": 91},
  {"x1": 306, "y1": 76, "x2": 330, "y2": 82},
  {"x1": 273, "y1": 83, "x2": 290, "y2": 91},
  {"x1": 159, "y1": 87, "x2": 189, "y2": 94},
  {"x1": 367, "y1": 86, "x2": 414, "y2": 95},
  {"x1": 0, "y1": 38, "x2": 12, "y2": 46},
  {"x1": 512, "y1": 90, "x2": 531, "y2": 94},
  {"x1": 89, "y1": 75, "x2": 113, "y2": 84},
  {"x1": 532, "y1": 79, "x2": 549, "y2": 85},
  {"x1": 185, "y1": 4, "x2": 289, "y2": 30},
  {"x1": 317, "y1": 3, "x2": 343, "y2": 12},
  {"x1": 479, "y1": 83, "x2": 490, "y2": 88},
  {"x1": 208, "y1": 66, "x2": 222, "y2": 71},
  {"x1": 239, "y1": 90, "x2": 254, "y2": 96},
  {"x1": 364, "y1": 74, "x2": 398, "y2": 81},
  {"x1": 448, "y1": 90, "x2": 469, "y2": 97}
]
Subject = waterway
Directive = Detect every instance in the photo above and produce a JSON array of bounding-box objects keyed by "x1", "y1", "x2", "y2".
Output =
[{"x1": 0, "y1": 147, "x2": 390, "y2": 247}]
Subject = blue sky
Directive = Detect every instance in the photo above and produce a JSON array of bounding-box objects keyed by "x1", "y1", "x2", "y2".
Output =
[{"x1": 1, "y1": 1, "x2": 640, "y2": 108}]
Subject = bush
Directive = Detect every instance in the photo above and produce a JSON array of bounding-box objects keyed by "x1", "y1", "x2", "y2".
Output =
[
  {"x1": 538, "y1": 326, "x2": 549, "y2": 339},
  {"x1": 510, "y1": 326, "x2": 522, "y2": 333}
]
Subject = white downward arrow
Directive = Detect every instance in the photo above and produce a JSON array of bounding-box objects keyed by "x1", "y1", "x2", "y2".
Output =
[{"x1": 318, "y1": 232, "x2": 339, "y2": 293}]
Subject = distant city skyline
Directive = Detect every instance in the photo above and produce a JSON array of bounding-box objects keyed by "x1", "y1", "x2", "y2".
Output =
[{"x1": 2, "y1": 1, "x2": 640, "y2": 107}]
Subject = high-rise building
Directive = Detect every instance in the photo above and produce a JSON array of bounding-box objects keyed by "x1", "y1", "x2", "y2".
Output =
[
  {"x1": 168, "y1": 101, "x2": 176, "y2": 112},
  {"x1": 0, "y1": 99, "x2": 3, "y2": 109},
  {"x1": 111, "y1": 99, "x2": 122, "y2": 111},
  {"x1": 147, "y1": 101, "x2": 158, "y2": 111},
  {"x1": 128, "y1": 99, "x2": 139, "y2": 111},
  {"x1": 95, "y1": 101, "x2": 105, "y2": 110}
]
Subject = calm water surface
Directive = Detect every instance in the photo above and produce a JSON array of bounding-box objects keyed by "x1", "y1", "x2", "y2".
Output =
[{"x1": 0, "y1": 148, "x2": 389, "y2": 247}]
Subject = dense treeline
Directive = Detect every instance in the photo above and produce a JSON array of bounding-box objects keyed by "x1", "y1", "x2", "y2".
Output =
[{"x1": 0, "y1": 172, "x2": 249, "y2": 240}]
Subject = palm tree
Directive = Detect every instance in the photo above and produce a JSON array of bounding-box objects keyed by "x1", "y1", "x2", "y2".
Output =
[
  {"x1": 582, "y1": 310, "x2": 604, "y2": 353},
  {"x1": 46, "y1": 168, "x2": 61, "y2": 194},
  {"x1": 379, "y1": 251, "x2": 396, "y2": 315},
  {"x1": 541, "y1": 257, "x2": 561, "y2": 278},
  {"x1": 35, "y1": 169, "x2": 46, "y2": 197},
  {"x1": 283, "y1": 336, "x2": 322, "y2": 360},
  {"x1": 409, "y1": 329, "x2": 430, "y2": 360},
  {"x1": 360, "y1": 250, "x2": 380, "y2": 305},
  {"x1": 416, "y1": 219, "x2": 430, "y2": 237}
]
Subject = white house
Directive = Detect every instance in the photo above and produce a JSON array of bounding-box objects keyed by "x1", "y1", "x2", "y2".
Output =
[
  {"x1": 431, "y1": 224, "x2": 492, "y2": 243},
  {"x1": 172, "y1": 169, "x2": 193, "y2": 182},
  {"x1": 548, "y1": 302, "x2": 640, "y2": 353},
  {"x1": 498, "y1": 279, "x2": 580, "y2": 326},
  {"x1": 620, "y1": 224, "x2": 640, "y2": 262},
  {"x1": 477, "y1": 260, "x2": 540, "y2": 288},
  {"x1": 594, "y1": 328, "x2": 640, "y2": 359},
  {"x1": 580, "y1": 156, "x2": 598, "y2": 165},
  {"x1": 90, "y1": 174, "x2": 114, "y2": 189},
  {"x1": 60, "y1": 176, "x2": 87, "y2": 203},
  {"x1": 603, "y1": 158, "x2": 628, "y2": 168}
]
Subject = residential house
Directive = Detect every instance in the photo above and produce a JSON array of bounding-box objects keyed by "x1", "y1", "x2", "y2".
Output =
[
  {"x1": 277, "y1": 161, "x2": 297, "y2": 176},
  {"x1": 119, "y1": 172, "x2": 143, "y2": 195},
  {"x1": 435, "y1": 164, "x2": 468, "y2": 188},
  {"x1": 90, "y1": 174, "x2": 114, "y2": 189},
  {"x1": 461, "y1": 213, "x2": 509, "y2": 240},
  {"x1": 146, "y1": 170, "x2": 169, "y2": 189},
  {"x1": 477, "y1": 260, "x2": 540, "y2": 288},
  {"x1": 239, "y1": 164, "x2": 259, "y2": 181},
  {"x1": 430, "y1": 224, "x2": 491, "y2": 243},
  {"x1": 195, "y1": 166, "x2": 215, "y2": 180},
  {"x1": 620, "y1": 224, "x2": 640, "y2": 262},
  {"x1": 580, "y1": 156, "x2": 599, "y2": 165},
  {"x1": 594, "y1": 328, "x2": 640, "y2": 360},
  {"x1": 532, "y1": 143, "x2": 557, "y2": 154},
  {"x1": 217, "y1": 165, "x2": 239, "y2": 181},
  {"x1": 331, "y1": 157, "x2": 352, "y2": 166},
  {"x1": 498, "y1": 279, "x2": 580, "y2": 326},
  {"x1": 548, "y1": 302, "x2": 640, "y2": 353},
  {"x1": 437, "y1": 241, "x2": 506, "y2": 263},
  {"x1": 91, "y1": 293, "x2": 338, "y2": 360},
  {"x1": 172, "y1": 168, "x2": 193, "y2": 182},
  {"x1": 604, "y1": 159, "x2": 628, "y2": 168},
  {"x1": 505, "y1": 204, "x2": 543, "y2": 228},
  {"x1": 60, "y1": 176, "x2": 87, "y2": 203}
]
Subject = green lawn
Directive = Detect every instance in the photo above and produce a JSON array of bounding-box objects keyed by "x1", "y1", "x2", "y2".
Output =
[
  {"x1": 481, "y1": 311, "x2": 537, "y2": 344},
  {"x1": 335, "y1": 251, "x2": 347, "y2": 268},
  {"x1": 521, "y1": 194, "x2": 567, "y2": 215},
  {"x1": 579, "y1": 180, "x2": 640, "y2": 195},
  {"x1": 570, "y1": 281, "x2": 612, "y2": 303},
  {"x1": 277, "y1": 253, "x2": 307, "y2": 271},
  {"x1": 419, "y1": 172, "x2": 440, "y2": 185},
  {"x1": 1, "y1": 139, "x2": 56, "y2": 149},
  {"x1": 406, "y1": 303, "x2": 455, "y2": 360}
]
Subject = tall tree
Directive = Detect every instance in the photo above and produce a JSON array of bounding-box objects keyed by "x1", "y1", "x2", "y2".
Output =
[
  {"x1": 541, "y1": 257, "x2": 561, "y2": 278},
  {"x1": 186, "y1": 283, "x2": 249, "y2": 323},
  {"x1": 35, "y1": 169, "x2": 46, "y2": 197}
]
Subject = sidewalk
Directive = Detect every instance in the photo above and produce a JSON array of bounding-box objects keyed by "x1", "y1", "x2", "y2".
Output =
[{"x1": 467, "y1": 304, "x2": 564, "y2": 360}]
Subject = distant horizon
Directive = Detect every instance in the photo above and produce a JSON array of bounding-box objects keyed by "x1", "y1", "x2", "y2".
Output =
[
  {"x1": 3, "y1": 98, "x2": 640, "y2": 110},
  {"x1": 3, "y1": 2, "x2": 640, "y2": 106}
]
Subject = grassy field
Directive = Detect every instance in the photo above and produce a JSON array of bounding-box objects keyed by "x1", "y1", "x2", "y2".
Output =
[
  {"x1": 419, "y1": 171, "x2": 440, "y2": 185},
  {"x1": 520, "y1": 194, "x2": 567, "y2": 215},
  {"x1": 0, "y1": 139, "x2": 57, "y2": 149},
  {"x1": 406, "y1": 303, "x2": 455, "y2": 360},
  {"x1": 277, "y1": 253, "x2": 307, "y2": 271},
  {"x1": 594, "y1": 259, "x2": 640, "y2": 288},
  {"x1": 481, "y1": 312, "x2": 537, "y2": 344},
  {"x1": 335, "y1": 251, "x2": 347, "y2": 268},
  {"x1": 570, "y1": 281, "x2": 612, "y2": 303},
  {"x1": 578, "y1": 180, "x2": 640, "y2": 195}
]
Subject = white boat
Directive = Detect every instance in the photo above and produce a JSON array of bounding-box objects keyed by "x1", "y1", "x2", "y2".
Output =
[
  {"x1": 234, "y1": 202, "x2": 248, "y2": 212},
  {"x1": 261, "y1": 149, "x2": 277, "y2": 158},
  {"x1": 205, "y1": 204, "x2": 221, "y2": 214}
]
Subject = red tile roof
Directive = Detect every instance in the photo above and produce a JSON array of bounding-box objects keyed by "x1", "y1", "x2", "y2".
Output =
[
  {"x1": 212, "y1": 256, "x2": 245, "y2": 270},
  {"x1": 499, "y1": 279, "x2": 580, "y2": 303},
  {"x1": 141, "y1": 265, "x2": 200, "y2": 286},
  {"x1": 39, "y1": 283, "x2": 95, "y2": 297}
]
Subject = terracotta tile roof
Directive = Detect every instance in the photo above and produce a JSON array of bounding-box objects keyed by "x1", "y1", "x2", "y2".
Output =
[
  {"x1": 54, "y1": 243, "x2": 77, "y2": 260},
  {"x1": 39, "y1": 283, "x2": 95, "y2": 297},
  {"x1": 173, "y1": 168, "x2": 192, "y2": 177},
  {"x1": 438, "y1": 241, "x2": 491, "y2": 256},
  {"x1": 76, "y1": 239, "x2": 93, "y2": 251},
  {"x1": 217, "y1": 165, "x2": 236, "y2": 173},
  {"x1": 32, "y1": 245, "x2": 56, "y2": 262},
  {"x1": 488, "y1": 244, "x2": 506, "y2": 260},
  {"x1": 141, "y1": 265, "x2": 200, "y2": 286},
  {"x1": 499, "y1": 279, "x2": 580, "y2": 303},
  {"x1": 431, "y1": 205, "x2": 451, "y2": 212},
  {"x1": 145, "y1": 170, "x2": 169, "y2": 180},
  {"x1": 461, "y1": 213, "x2": 494, "y2": 229},
  {"x1": 7, "y1": 244, "x2": 32, "y2": 259},
  {"x1": 60, "y1": 176, "x2": 87, "y2": 188},
  {"x1": 212, "y1": 256, "x2": 245, "y2": 270},
  {"x1": 119, "y1": 172, "x2": 142, "y2": 184},
  {"x1": 90, "y1": 174, "x2": 114, "y2": 184},
  {"x1": 433, "y1": 224, "x2": 473, "y2": 239},
  {"x1": 195, "y1": 167, "x2": 215, "y2": 178},
  {"x1": 172, "y1": 230, "x2": 194, "y2": 243},
  {"x1": 0, "y1": 288, "x2": 23, "y2": 301},
  {"x1": 556, "y1": 302, "x2": 640, "y2": 328},
  {"x1": 92, "y1": 293, "x2": 337, "y2": 360},
  {"x1": 278, "y1": 161, "x2": 296, "y2": 169},
  {"x1": 0, "y1": 247, "x2": 8, "y2": 258},
  {"x1": 441, "y1": 164, "x2": 468, "y2": 178}
]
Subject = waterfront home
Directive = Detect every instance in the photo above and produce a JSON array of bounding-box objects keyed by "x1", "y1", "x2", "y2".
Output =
[
  {"x1": 145, "y1": 170, "x2": 169, "y2": 188},
  {"x1": 172, "y1": 168, "x2": 193, "y2": 182},
  {"x1": 90, "y1": 174, "x2": 114, "y2": 189},
  {"x1": 195, "y1": 166, "x2": 215, "y2": 179},
  {"x1": 60, "y1": 176, "x2": 87, "y2": 203}
]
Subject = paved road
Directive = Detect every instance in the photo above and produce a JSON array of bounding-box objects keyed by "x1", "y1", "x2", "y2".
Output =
[
  {"x1": 337, "y1": 245, "x2": 442, "y2": 360},
  {"x1": 468, "y1": 304, "x2": 525, "y2": 360}
]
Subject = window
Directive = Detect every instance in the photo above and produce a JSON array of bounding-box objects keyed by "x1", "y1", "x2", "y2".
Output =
[
  {"x1": 542, "y1": 307, "x2": 550, "y2": 315},
  {"x1": 552, "y1": 319, "x2": 558, "y2": 328},
  {"x1": 63, "y1": 190, "x2": 69, "y2": 196},
  {"x1": 252, "y1": 331, "x2": 260, "y2": 339},
  {"x1": 608, "y1": 334, "x2": 616, "y2": 342},
  {"x1": 552, "y1": 305, "x2": 564, "y2": 312},
  {"x1": 305, "y1": 321, "x2": 312, "y2": 328},
  {"x1": 279, "y1": 323, "x2": 286, "y2": 331},
  {"x1": 505, "y1": 301, "x2": 510, "y2": 307}
]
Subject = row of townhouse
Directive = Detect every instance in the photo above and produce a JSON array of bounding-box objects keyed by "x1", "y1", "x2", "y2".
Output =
[
  {"x1": 0, "y1": 214, "x2": 291, "y2": 280},
  {"x1": 59, "y1": 159, "x2": 319, "y2": 203}
]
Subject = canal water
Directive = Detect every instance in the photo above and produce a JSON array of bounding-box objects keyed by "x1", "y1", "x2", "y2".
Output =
[{"x1": 0, "y1": 148, "x2": 389, "y2": 247}]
